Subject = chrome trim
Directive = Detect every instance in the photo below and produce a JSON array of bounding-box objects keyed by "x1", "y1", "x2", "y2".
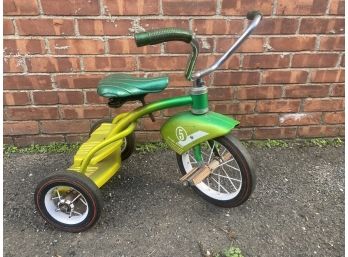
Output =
[
  {"x1": 190, "y1": 86, "x2": 207, "y2": 95},
  {"x1": 192, "y1": 14, "x2": 262, "y2": 80},
  {"x1": 191, "y1": 107, "x2": 209, "y2": 115}
]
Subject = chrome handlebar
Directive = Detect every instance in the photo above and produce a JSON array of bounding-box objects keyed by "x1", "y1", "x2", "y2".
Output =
[{"x1": 192, "y1": 12, "x2": 263, "y2": 81}]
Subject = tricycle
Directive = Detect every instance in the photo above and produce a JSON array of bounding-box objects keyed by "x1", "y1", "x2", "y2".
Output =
[{"x1": 34, "y1": 11, "x2": 263, "y2": 232}]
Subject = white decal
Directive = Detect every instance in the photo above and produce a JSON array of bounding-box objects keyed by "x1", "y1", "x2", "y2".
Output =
[{"x1": 177, "y1": 131, "x2": 208, "y2": 147}]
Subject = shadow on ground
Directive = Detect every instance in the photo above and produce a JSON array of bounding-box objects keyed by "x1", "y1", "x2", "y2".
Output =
[{"x1": 3, "y1": 145, "x2": 344, "y2": 257}]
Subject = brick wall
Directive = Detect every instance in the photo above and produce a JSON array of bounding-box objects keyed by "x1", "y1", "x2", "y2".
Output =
[{"x1": 3, "y1": 0, "x2": 345, "y2": 146}]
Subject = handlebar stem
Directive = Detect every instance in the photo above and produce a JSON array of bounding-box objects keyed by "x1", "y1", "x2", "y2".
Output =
[{"x1": 192, "y1": 14, "x2": 262, "y2": 81}]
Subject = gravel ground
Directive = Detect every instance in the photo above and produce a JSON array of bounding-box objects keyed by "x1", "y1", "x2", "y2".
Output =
[{"x1": 3, "y1": 145, "x2": 344, "y2": 257}]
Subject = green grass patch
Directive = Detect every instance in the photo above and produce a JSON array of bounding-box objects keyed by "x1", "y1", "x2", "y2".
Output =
[
  {"x1": 3, "y1": 138, "x2": 344, "y2": 155},
  {"x1": 3, "y1": 143, "x2": 81, "y2": 155}
]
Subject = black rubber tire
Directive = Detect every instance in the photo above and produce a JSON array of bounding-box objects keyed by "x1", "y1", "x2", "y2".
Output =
[
  {"x1": 89, "y1": 118, "x2": 136, "y2": 161},
  {"x1": 177, "y1": 134, "x2": 256, "y2": 208},
  {"x1": 34, "y1": 171, "x2": 103, "y2": 232}
]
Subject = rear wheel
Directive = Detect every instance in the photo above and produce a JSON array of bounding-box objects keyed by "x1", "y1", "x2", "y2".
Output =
[
  {"x1": 34, "y1": 171, "x2": 103, "y2": 232},
  {"x1": 177, "y1": 134, "x2": 256, "y2": 207},
  {"x1": 90, "y1": 118, "x2": 135, "y2": 161}
]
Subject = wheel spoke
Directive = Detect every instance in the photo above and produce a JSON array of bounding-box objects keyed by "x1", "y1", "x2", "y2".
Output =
[
  {"x1": 72, "y1": 210, "x2": 83, "y2": 216},
  {"x1": 71, "y1": 193, "x2": 82, "y2": 204},
  {"x1": 210, "y1": 177, "x2": 230, "y2": 194},
  {"x1": 188, "y1": 153, "x2": 198, "y2": 164},
  {"x1": 79, "y1": 197, "x2": 88, "y2": 207},
  {"x1": 207, "y1": 141, "x2": 216, "y2": 164},
  {"x1": 221, "y1": 166, "x2": 238, "y2": 191},
  {"x1": 224, "y1": 162, "x2": 241, "y2": 171}
]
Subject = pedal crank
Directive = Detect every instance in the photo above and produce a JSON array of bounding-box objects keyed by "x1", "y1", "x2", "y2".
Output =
[{"x1": 180, "y1": 152, "x2": 232, "y2": 186}]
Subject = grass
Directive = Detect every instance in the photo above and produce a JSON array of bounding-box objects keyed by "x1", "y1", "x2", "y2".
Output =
[{"x1": 3, "y1": 138, "x2": 344, "y2": 155}]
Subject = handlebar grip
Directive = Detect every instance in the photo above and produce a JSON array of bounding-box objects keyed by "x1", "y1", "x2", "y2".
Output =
[
  {"x1": 134, "y1": 28, "x2": 193, "y2": 47},
  {"x1": 246, "y1": 11, "x2": 263, "y2": 20}
]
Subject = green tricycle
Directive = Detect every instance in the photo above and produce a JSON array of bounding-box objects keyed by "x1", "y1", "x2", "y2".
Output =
[{"x1": 34, "y1": 11, "x2": 263, "y2": 232}]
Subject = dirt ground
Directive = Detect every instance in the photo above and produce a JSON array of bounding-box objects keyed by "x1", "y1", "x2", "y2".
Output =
[{"x1": 3, "y1": 145, "x2": 344, "y2": 257}]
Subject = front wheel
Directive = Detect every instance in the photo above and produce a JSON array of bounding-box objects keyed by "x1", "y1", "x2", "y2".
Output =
[
  {"x1": 34, "y1": 171, "x2": 103, "y2": 232},
  {"x1": 177, "y1": 134, "x2": 256, "y2": 208}
]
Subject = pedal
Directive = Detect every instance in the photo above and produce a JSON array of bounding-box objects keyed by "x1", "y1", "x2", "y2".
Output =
[{"x1": 180, "y1": 152, "x2": 232, "y2": 186}]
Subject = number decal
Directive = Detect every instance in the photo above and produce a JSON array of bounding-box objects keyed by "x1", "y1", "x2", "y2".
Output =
[{"x1": 176, "y1": 127, "x2": 187, "y2": 141}]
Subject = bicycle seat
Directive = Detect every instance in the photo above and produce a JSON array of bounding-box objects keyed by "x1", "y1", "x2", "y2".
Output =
[{"x1": 97, "y1": 74, "x2": 169, "y2": 99}]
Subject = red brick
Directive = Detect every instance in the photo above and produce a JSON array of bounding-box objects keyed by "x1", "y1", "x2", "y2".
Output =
[
  {"x1": 145, "y1": 88, "x2": 186, "y2": 102},
  {"x1": 55, "y1": 74, "x2": 104, "y2": 89},
  {"x1": 41, "y1": 0, "x2": 99, "y2": 15},
  {"x1": 319, "y1": 36, "x2": 344, "y2": 51},
  {"x1": 4, "y1": 121, "x2": 39, "y2": 135},
  {"x1": 331, "y1": 84, "x2": 344, "y2": 97},
  {"x1": 49, "y1": 39, "x2": 104, "y2": 55},
  {"x1": 339, "y1": 126, "x2": 345, "y2": 137},
  {"x1": 277, "y1": 0, "x2": 328, "y2": 15},
  {"x1": 311, "y1": 69, "x2": 344, "y2": 83},
  {"x1": 140, "y1": 19, "x2": 189, "y2": 30},
  {"x1": 83, "y1": 57, "x2": 136, "y2": 72},
  {"x1": 298, "y1": 125, "x2": 340, "y2": 137},
  {"x1": 235, "y1": 114, "x2": 279, "y2": 127},
  {"x1": 279, "y1": 113, "x2": 321, "y2": 126},
  {"x1": 254, "y1": 127, "x2": 297, "y2": 139},
  {"x1": 41, "y1": 120, "x2": 90, "y2": 134},
  {"x1": 207, "y1": 87, "x2": 233, "y2": 101},
  {"x1": 27, "y1": 57, "x2": 81, "y2": 73},
  {"x1": 192, "y1": 19, "x2": 243, "y2": 35},
  {"x1": 300, "y1": 18, "x2": 344, "y2": 34},
  {"x1": 243, "y1": 54, "x2": 290, "y2": 69},
  {"x1": 211, "y1": 101, "x2": 256, "y2": 114},
  {"x1": 103, "y1": 0, "x2": 159, "y2": 15},
  {"x1": 167, "y1": 73, "x2": 192, "y2": 87},
  {"x1": 17, "y1": 19, "x2": 74, "y2": 36},
  {"x1": 4, "y1": 57, "x2": 24, "y2": 73},
  {"x1": 61, "y1": 106, "x2": 109, "y2": 119},
  {"x1": 254, "y1": 18, "x2": 299, "y2": 35},
  {"x1": 323, "y1": 112, "x2": 345, "y2": 124},
  {"x1": 230, "y1": 129, "x2": 253, "y2": 140},
  {"x1": 196, "y1": 55, "x2": 239, "y2": 70},
  {"x1": 57, "y1": 91, "x2": 84, "y2": 104},
  {"x1": 65, "y1": 134, "x2": 88, "y2": 143},
  {"x1": 5, "y1": 107, "x2": 59, "y2": 121},
  {"x1": 4, "y1": 92, "x2": 30, "y2": 106},
  {"x1": 4, "y1": 137, "x2": 13, "y2": 145},
  {"x1": 4, "y1": 75, "x2": 52, "y2": 90},
  {"x1": 14, "y1": 135, "x2": 65, "y2": 147},
  {"x1": 215, "y1": 72, "x2": 260, "y2": 86},
  {"x1": 256, "y1": 100, "x2": 301, "y2": 113},
  {"x1": 109, "y1": 38, "x2": 160, "y2": 54},
  {"x1": 292, "y1": 54, "x2": 340, "y2": 68},
  {"x1": 340, "y1": 54, "x2": 344, "y2": 67},
  {"x1": 4, "y1": 19, "x2": 14, "y2": 35},
  {"x1": 284, "y1": 84, "x2": 330, "y2": 98},
  {"x1": 263, "y1": 70, "x2": 308, "y2": 84},
  {"x1": 216, "y1": 38, "x2": 264, "y2": 53},
  {"x1": 4, "y1": 39, "x2": 46, "y2": 55},
  {"x1": 165, "y1": 38, "x2": 214, "y2": 54},
  {"x1": 163, "y1": 0, "x2": 217, "y2": 15},
  {"x1": 4, "y1": 0, "x2": 39, "y2": 15},
  {"x1": 221, "y1": 0, "x2": 272, "y2": 15},
  {"x1": 78, "y1": 19, "x2": 132, "y2": 36},
  {"x1": 85, "y1": 91, "x2": 108, "y2": 104},
  {"x1": 329, "y1": 0, "x2": 345, "y2": 15},
  {"x1": 304, "y1": 98, "x2": 344, "y2": 111},
  {"x1": 142, "y1": 117, "x2": 167, "y2": 131},
  {"x1": 269, "y1": 36, "x2": 316, "y2": 51},
  {"x1": 136, "y1": 132, "x2": 161, "y2": 142},
  {"x1": 236, "y1": 86, "x2": 282, "y2": 100},
  {"x1": 32, "y1": 91, "x2": 58, "y2": 105},
  {"x1": 139, "y1": 56, "x2": 188, "y2": 71}
]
